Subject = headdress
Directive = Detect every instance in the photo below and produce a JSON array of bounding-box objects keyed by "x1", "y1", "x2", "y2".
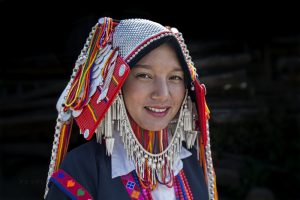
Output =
[{"x1": 45, "y1": 17, "x2": 218, "y2": 199}]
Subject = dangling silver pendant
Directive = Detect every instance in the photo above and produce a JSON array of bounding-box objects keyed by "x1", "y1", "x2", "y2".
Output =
[
  {"x1": 186, "y1": 130, "x2": 198, "y2": 149},
  {"x1": 105, "y1": 137, "x2": 115, "y2": 156}
]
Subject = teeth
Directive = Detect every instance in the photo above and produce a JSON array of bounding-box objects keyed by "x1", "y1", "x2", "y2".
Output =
[{"x1": 147, "y1": 107, "x2": 167, "y2": 113}]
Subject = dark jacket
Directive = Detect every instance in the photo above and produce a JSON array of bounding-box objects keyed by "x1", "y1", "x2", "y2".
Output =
[{"x1": 46, "y1": 140, "x2": 208, "y2": 200}]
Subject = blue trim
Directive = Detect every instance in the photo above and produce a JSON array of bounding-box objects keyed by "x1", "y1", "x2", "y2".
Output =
[{"x1": 49, "y1": 177, "x2": 77, "y2": 200}]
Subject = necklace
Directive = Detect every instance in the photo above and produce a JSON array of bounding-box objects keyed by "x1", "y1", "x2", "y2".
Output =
[{"x1": 116, "y1": 93, "x2": 187, "y2": 187}]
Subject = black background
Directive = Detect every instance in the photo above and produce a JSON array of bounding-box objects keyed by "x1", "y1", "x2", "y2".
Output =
[{"x1": 1, "y1": 1, "x2": 300, "y2": 200}]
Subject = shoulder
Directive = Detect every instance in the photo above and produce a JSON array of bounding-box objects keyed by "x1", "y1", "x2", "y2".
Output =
[
  {"x1": 182, "y1": 147, "x2": 209, "y2": 200},
  {"x1": 46, "y1": 140, "x2": 108, "y2": 199},
  {"x1": 59, "y1": 140, "x2": 108, "y2": 178},
  {"x1": 62, "y1": 140, "x2": 102, "y2": 164}
]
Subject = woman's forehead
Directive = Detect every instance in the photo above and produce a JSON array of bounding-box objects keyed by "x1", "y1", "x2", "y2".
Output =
[
  {"x1": 134, "y1": 43, "x2": 182, "y2": 67},
  {"x1": 132, "y1": 64, "x2": 184, "y2": 73}
]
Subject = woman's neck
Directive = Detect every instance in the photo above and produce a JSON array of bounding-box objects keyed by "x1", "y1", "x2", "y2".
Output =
[{"x1": 129, "y1": 118, "x2": 169, "y2": 154}]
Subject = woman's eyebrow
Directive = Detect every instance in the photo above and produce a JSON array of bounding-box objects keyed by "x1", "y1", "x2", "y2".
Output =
[
  {"x1": 172, "y1": 68, "x2": 184, "y2": 72},
  {"x1": 134, "y1": 64, "x2": 151, "y2": 69},
  {"x1": 134, "y1": 64, "x2": 183, "y2": 72}
]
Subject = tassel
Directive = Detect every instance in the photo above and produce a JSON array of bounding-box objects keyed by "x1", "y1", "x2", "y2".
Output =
[
  {"x1": 105, "y1": 138, "x2": 115, "y2": 156},
  {"x1": 104, "y1": 106, "x2": 112, "y2": 138},
  {"x1": 95, "y1": 120, "x2": 104, "y2": 144},
  {"x1": 186, "y1": 130, "x2": 198, "y2": 149},
  {"x1": 112, "y1": 98, "x2": 117, "y2": 121},
  {"x1": 44, "y1": 115, "x2": 73, "y2": 198},
  {"x1": 55, "y1": 119, "x2": 73, "y2": 169},
  {"x1": 194, "y1": 80, "x2": 208, "y2": 146},
  {"x1": 183, "y1": 98, "x2": 192, "y2": 131},
  {"x1": 105, "y1": 106, "x2": 115, "y2": 155},
  {"x1": 117, "y1": 95, "x2": 124, "y2": 133}
]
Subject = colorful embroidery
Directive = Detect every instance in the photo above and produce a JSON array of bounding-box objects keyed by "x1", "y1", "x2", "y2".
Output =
[
  {"x1": 49, "y1": 169, "x2": 93, "y2": 200},
  {"x1": 121, "y1": 172, "x2": 144, "y2": 200},
  {"x1": 121, "y1": 170, "x2": 194, "y2": 200}
]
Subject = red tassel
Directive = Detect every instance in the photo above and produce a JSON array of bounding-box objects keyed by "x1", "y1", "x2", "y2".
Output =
[{"x1": 194, "y1": 80, "x2": 208, "y2": 146}]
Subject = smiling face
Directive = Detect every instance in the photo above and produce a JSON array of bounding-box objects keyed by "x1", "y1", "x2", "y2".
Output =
[{"x1": 122, "y1": 43, "x2": 186, "y2": 131}]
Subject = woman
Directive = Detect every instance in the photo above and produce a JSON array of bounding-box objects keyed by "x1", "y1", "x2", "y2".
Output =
[{"x1": 44, "y1": 17, "x2": 218, "y2": 200}]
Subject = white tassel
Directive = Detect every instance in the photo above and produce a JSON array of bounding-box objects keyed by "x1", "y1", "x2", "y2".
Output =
[
  {"x1": 112, "y1": 98, "x2": 117, "y2": 121},
  {"x1": 183, "y1": 100, "x2": 192, "y2": 131},
  {"x1": 115, "y1": 96, "x2": 123, "y2": 132},
  {"x1": 186, "y1": 131, "x2": 198, "y2": 149},
  {"x1": 180, "y1": 126, "x2": 186, "y2": 141},
  {"x1": 104, "y1": 107, "x2": 112, "y2": 138},
  {"x1": 105, "y1": 106, "x2": 115, "y2": 155},
  {"x1": 197, "y1": 134, "x2": 200, "y2": 160},
  {"x1": 105, "y1": 138, "x2": 115, "y2": 156},
  {"x1": 104, "y1": 107, "x2": 112, "y2": 137},
  {"x1": 96, "y1": 120, "x2": 105, "y2": 144}
]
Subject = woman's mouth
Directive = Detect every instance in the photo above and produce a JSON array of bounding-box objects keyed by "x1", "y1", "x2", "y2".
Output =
[{"x1": 144, "y1": 106, "x2": 169, "y2": 117}]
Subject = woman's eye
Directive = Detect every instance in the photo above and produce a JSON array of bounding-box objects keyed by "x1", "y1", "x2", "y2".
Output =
[
  {"x1": 170, "y1": 75, "x2": 183, "y2": 80},
  {"x1": 136, "y1": 73, "x2": 152, "y2": 79}
]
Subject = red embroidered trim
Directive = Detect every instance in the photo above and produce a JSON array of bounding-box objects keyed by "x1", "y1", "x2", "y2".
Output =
[
  {"x1": 75, "y1": 55, "x2": 130, "y2": 140},
  {"x1": 50, "y1": 169, "x2": 93, "y2": 200}
]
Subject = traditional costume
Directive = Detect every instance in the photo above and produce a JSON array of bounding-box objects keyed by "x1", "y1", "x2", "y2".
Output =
[{"x1": 44, "y1": 17, "x2": 218, "y2": 200}]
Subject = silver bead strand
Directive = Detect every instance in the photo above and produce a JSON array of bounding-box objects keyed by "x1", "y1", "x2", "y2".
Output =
[
  {"x1": 44, "y1": 113, "x2": 64, "y2": 198},
  {"x1": 205, "y1": 121, "x2": 216, "y2": 200},
  {"x1": 44, "y1": 23, "x2": 98, "y2": 199}
]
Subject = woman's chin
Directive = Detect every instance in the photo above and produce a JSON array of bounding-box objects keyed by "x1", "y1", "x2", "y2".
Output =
[{"x1": 139, "y1": 123, "x2": 169, "y2": 132}]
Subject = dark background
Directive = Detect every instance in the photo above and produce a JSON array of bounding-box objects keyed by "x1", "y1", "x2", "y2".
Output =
[{"x1": 1, "y1": 2, "x2": 299, "y2": 200}]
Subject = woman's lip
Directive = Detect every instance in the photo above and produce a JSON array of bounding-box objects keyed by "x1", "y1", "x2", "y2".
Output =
[
  {"x1": 144, "y1": 107, "x2": 170, "y2": 117},
  {"x1": 145, "y1": 106, "x2": 170, "y2": 109}
]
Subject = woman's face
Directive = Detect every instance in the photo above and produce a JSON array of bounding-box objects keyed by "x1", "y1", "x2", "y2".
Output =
[{"x1": 122, "y1": 43, "x2": 186, "y2": 131}]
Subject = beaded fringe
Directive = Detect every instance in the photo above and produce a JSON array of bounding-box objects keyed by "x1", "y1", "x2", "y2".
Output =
[{"x1": 95, "y1": 92, "x2": 202, "y2": 185}]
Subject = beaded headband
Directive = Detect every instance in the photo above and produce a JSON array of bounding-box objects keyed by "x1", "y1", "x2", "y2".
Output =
[{"x1": 45, "y1": 17, "x2": 218, "y2": 200}]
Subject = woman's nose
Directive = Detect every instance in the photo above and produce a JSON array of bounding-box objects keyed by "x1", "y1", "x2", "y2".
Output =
[{"x1": 151, "y1": 78, "x2": 169, "y2": 101}]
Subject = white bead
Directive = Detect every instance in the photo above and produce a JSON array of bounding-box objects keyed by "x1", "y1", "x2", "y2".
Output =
[
  {"x1": 152, "y1": 163, "x2": 156, "y2": 169},
  {"x1": 83, "y1": 129, "x2": 90, "y2": 139},
  {"x1": 98, "y1": 17, "x2": 105, "y2": 24},
  {"x1": 119, "y1": 64, "x2": 126, "y2": 77},
  {"x1": 157, "y1": 163, "x2": 161, "y2": 169}
]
